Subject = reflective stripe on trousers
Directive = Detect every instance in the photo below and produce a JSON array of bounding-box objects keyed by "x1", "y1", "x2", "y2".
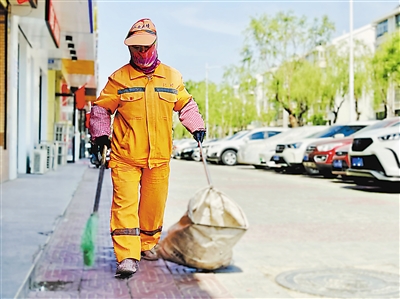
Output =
[{"x1": 110, "y1": 162, "x2": 170, "y2": 262}]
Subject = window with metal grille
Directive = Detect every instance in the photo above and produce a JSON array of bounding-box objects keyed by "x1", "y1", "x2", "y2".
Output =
[{"x1": 0, "y1": 7, "x2": 7, "y2": 148}]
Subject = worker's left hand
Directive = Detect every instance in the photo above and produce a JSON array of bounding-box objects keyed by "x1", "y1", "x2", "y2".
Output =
[{"x1": 193, "y1": 130, "x2": 206, "y2": 143}]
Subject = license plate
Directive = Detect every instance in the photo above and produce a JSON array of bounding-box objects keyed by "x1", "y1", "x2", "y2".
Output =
[
  {"x1": 273, "y1": 155, "x2": 280, "y2": 161},
  {"x1": 303, "y1": 155, "x2": 309, "y2": 161},
  {"x1": 332, "y1": 160, "x2": 342, "y2": 168},
  {"x1": 304, "y1": 162, "x2": 316, "y2": 168},
  {"x1": 351, "y1": 157, "x2": 364, "y2": 167}
]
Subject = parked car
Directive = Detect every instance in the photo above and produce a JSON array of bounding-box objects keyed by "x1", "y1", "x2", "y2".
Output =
[
  {"x1": 303, "y1": 118, "x2": 400, "y2": 177},
  {"x1": 331, "y1": 144, "x2": 351, "y2": 178},
  {"x1": 346, "y1": 124, "x2": 400, "y2": 187},
  {"x1": 172, "y1": 138, "x2": 198, "y2": 159},
  {"x1": 206, "y1": 127, "x2": 286, "y2": 166},
  {"x1": 237, "y1": 128, "x2": 290, "y2": 168},
  {"x1": 270, "y1": 121, "x2": 374, "y2": 173},
  {"x1": 191, "y1": 138, "x2": 219, "y2": 162}
]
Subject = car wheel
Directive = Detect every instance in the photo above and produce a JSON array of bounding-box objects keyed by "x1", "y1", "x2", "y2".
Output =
[
  {"x1": 191, "y1": 152, "x2": 201, "y2": 162},
  {"x1": 221, "y1": 150, "x2": 237, "y2": 166}
]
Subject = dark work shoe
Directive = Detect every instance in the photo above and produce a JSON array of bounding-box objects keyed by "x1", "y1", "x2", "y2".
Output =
[
  {"x1": 141, "y1": 246, "x2": 159, "y2": 261},
  {"x1": 115, "y1": 258, "x2": 138, "y2": 278}
]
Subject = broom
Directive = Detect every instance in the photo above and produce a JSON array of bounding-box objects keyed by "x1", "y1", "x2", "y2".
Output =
[{"x1": 81, "y1": 146, "x2": 107, "y2": 266}]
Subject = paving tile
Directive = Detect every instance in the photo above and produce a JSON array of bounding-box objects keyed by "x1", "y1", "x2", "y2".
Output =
[{"x1": 27, "y1": 291, "x2": 80, "y2": 298}]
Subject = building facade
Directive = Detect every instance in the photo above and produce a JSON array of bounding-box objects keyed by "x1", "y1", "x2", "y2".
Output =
[
  {"x1": 373, "y1": 5, "x2": 400, "y2": 119},
  {"x1": 0, "y1": 0, "x2": 98, "y2": 183}
]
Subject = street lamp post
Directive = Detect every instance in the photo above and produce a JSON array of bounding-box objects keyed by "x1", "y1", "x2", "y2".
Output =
[
  {"x1": 349, "y1": 0, "x2": 355, "y2": 122},
  {"x1": 205, "y1": 63, "x2": 220, "y2": 138}
]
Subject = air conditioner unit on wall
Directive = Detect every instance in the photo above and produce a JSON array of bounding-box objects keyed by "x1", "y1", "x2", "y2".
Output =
[
  {"x1": 32, "y1": 149, "x2": 48, "y2": 174},
  {"x1": 55, "y1": 142, "x2": 67, "y2": 166},
  {"x1": 39, "y1": 142, "x2": 56, "y2": 171}
]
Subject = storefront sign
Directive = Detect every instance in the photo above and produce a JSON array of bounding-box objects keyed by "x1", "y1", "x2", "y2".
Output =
[
  {"x1": 8, "y1": 0, "x2": 38, "y2": 8},
  {"x1": 48, "y1": 58, "x2": 61, "y2": 70},
  {"x1": 45, "y1": 0, "x2": 60, "y2": 48}
]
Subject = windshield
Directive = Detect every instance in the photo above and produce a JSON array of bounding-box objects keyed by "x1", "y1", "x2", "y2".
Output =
[
  {"x1": 225, "y1": 130, "x2": 249, "y2": 141},
  {"x1": 310, "y1": 125, "x2": 366, "y2": 138}
]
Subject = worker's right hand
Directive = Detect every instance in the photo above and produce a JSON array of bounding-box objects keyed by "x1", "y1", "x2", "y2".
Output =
[{"x1": 93, "y1": 135, "x2": 111, "y2": 162}]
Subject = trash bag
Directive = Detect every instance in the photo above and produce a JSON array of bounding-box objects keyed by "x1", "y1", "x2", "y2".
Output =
[{"x1": 156, "y1": 186, "x2": 249, "y2": 270}]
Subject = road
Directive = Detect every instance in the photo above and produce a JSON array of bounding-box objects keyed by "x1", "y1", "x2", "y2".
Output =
[{"x1": 165, "y1": 159, "x2": 399, "y2": 298}]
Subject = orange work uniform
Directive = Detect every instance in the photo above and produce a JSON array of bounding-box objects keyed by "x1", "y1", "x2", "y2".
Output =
[{"x1": 93, "y1": 63, "x2": 193, "y2": 262}]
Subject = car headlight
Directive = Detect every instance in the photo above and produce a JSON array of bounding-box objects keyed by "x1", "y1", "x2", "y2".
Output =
[
  {"x1": 316, "y1": 142, "x2": 343, "y2": 152},
  {"x1": 378, "y1": 133, "x2": 400, "y2": 141},
  {"x1": 287, "y1": 142, "x2": 302, "y2": 149}
]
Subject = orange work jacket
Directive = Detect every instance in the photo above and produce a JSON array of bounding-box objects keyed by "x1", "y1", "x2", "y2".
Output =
[{"x1": 94, "y1": 63, "x2": 191, "y2": 168}]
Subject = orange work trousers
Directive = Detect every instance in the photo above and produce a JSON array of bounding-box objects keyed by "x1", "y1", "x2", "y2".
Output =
[{"x1": 110, "y1": 162, "x2": 170, "y2": 262}]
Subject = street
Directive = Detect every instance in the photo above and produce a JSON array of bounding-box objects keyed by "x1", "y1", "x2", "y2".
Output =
[
  {"x1": 6, "y1": 158, "x2": 398, "y2": 299},
  {"x1": 166, "y1": 159, "x2": 399, "y2": 298}
]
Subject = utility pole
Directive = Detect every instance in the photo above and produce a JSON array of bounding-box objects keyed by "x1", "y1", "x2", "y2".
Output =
[
  {"x1": 205, "y1": 63, "x2": 220, "y2": 139},
  {"x1": 205, "y1": 63, "x2": 209, "y2": 134},
  {"x1": 349, "y1": 0, "x2": 355, "y2": 122}
]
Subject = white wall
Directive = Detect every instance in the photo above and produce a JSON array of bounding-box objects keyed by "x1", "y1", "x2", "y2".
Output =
[{"x1": 7, "y1": 16, "x2": 19, "y2": 180}]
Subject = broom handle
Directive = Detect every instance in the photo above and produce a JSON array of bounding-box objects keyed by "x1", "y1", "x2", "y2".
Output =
[
  {"x1": 93, "y1": 146, "x2": 107, "y2": 213},
  {"x1": 198, "y1": 141, "x2": 213, "y2": 187}
]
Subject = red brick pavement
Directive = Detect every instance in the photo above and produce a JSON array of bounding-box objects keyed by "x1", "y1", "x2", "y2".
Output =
[{"x1": 26, "y1": 167, "x2": 233, "y2": 299}]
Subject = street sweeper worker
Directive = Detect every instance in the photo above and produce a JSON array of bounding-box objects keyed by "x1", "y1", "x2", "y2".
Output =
[{"x1": 89, "y1": 18, "x2": 206, "y2": 277}]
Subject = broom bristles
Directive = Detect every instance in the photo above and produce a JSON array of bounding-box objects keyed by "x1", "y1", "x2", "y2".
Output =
[{"x1": 81, "y1": 213, "x2": 99, "y2": 266}]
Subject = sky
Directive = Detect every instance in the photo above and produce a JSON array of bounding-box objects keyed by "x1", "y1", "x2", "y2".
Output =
[{"x1": 96, "y1": 1, "x2": 398, "y2": 91}]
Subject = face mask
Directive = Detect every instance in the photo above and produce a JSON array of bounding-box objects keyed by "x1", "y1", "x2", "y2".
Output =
[{"x1": 131, "y1": 42, "x2": 158, "y2": 69}]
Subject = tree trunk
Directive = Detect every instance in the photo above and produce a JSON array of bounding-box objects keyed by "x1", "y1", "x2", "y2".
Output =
[
  {"x1": 289, "y1": 114, "x2": 299, "y2": 127},
  {"x1": 355, "y1": 97, "x2": 361, "y2": 121}
]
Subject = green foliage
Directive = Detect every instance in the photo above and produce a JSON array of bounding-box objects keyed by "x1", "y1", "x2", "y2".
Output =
[
  {"x1": 178, "y1": 11, "x2": 399, "y2": 131},
  {"x1": 308, "y1": 114, "x2": 327, "y2": 125},
  {"x1": 242, "y1": 11, "x2": 335, "y2": 127},
  {"x1": 173, "y1": 122, "x2": 191, "y2": 139},
  {"x1": 371, "y1": 30, "x2": 400, "y2": 117}
]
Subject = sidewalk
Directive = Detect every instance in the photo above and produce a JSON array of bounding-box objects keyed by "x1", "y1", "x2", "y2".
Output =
[
  {"x1": 2, "y1": 159, "x2": 234, "y2": 299},
  {"x1": 1, "y1": 160, "x2": 88, "y2": 299}
]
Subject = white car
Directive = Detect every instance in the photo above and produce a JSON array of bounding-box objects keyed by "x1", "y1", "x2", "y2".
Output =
[
  {"x1": 172, "y1": 138, "x2": 197, "y2": 159},
  {"x1": 253, "y1": 126, "x2": 328, "y2": 169},
  {"x1": 206, "y1": 127, "x2": 286, "y2": 166},
  {"x1": 191, "y1": 138, "x2": 220, "y2": 162},
  {"x1": 237, "y1": 127, "x2": 290, "y2": 168},
  {"x1": 347, "y1": 125, "x2": 400, "y2": 185},
  {"x1": 269, "y1": 121, "x2": 375, "y2": 173}
]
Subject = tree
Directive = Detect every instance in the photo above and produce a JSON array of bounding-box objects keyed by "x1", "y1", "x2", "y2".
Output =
[
  {"x1": 271, "y1": 59, "x2": 323, "y2": 127},
  {"x1": 242, "y1": 11, "x2": 335, "y2": 127},
  {"x1": 320, "y1": 45, "x2": 347, "y2": 124},
  {"x1": 321, "y1": 40, "x2": 372, "y2": 122},
  {"x1": 371, "y1": 30, "x2": 400, "y2": 118}
]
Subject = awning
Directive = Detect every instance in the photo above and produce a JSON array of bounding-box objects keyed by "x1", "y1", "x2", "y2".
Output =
[{"x1": 61, "y1": 58, "x2": 95, "y2": 88}]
